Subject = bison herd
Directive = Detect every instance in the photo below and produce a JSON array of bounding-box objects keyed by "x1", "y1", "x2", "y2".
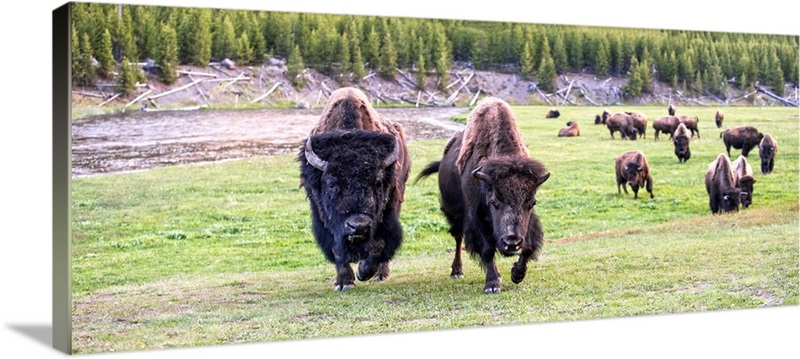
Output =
[{"x1": 298, "y1": 88, "x2": 779, "y2": 294}]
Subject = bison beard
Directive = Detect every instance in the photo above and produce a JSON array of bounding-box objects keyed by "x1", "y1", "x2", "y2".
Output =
[{"x1": 299, "y1": 130, "x2": 403, "y2": 291}]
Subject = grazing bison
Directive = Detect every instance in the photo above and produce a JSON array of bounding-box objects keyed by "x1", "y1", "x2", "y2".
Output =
[
  {"x1": 546, "y1": 109, "x2": 561, "y2": 118},
  {"x1": 731, "y1": 155, "x2": 756, "y2": 208},
  {"x1": 721, "y1": 126, "x2": 763, "y2": 157},
  {"x1": 715, "y1": 110, "x2": 724, "y2": 128},
  {"x1": 673, "y1": 123, "x2": 691, "y2": 163},
  {"x1": 299, "y1": 87, "x2": 411, "y2": 291},
  {"x1": 652, "y1": 115, "x2": 681, "y2": 141},
  {"x1": 625, "y1": 111, "x2": 648, "y2": 139},
  {"x1": 677, "y1": 115, "x2": 700, "y2": 139},
  {"x1": 606, "y1": 112, "x2": 638, "y2": 140},
  {"x1": 668, "y1": 104, "x2": 676, "y2": 116},
  {"x1": 705, "y1": 153, "x2": 744, "y2": 214},
  {"x1": 759, "y1": 133, "x2": 777, "y2": 174},
  {"x1": 615, "y1": 150, "x2": 654, "y2": 199},
  {"x1": 416, "y1": 97, "x2": 550, "y2": 294},
  {"x1": 558, "y1": 121, "x2": 580, "y2": 137}
]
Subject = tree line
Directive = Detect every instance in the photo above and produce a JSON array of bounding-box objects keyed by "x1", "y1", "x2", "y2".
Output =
[{"x1": 71, "y1": 3, "x2": 799, "y2": 99}]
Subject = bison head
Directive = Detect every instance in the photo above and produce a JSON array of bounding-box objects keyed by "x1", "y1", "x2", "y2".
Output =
[
  {"x1": 673, "y1": 136, "x2": 691, "y2": 161},
  {"x1": 719, "y1": 188, "x2": 743, "y2": 213},
  {"x1": 737, "y1": 175, "x2": 756, "y2": 208},
  {"x1": 623, "y1": 161, "x2": 646, "y2": 189},
  {"x1": 300, "y1": 130, "x2": 400, "y2": 245},
  {"x1": 472, "y1": 157, "x2": 550, "y2": 256}
]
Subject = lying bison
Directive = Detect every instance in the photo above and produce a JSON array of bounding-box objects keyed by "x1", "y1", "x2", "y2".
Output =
[
  {"x1": 715, "y1": 110, "x2": 724, "y2": 128},
  {"x1": 299, "y1": 87, "x2": 411, "y2": 291},
  {"x1": 731, "y1": 155, "x2": 756, "y2": 208},
  {"x1": 546, "y1": 109, "x2": 561, "y2": 118},
  {"x1": 677, "y1": 115, "x2": 700, "y2": 138},
  {"x1": 673, "y1": 123, "x2": 691, "y2": 163},
  {"x1": 652, "y1": 115, "x2": 681, "y2": 141},
  {"x1": 416, "y1": 97, "x2": 550, "y2": 294},
  {"x1": 626, "y1": 111, "x2": 648, "y2": 139},
  {"x1": 606, "y1": 112, "x2": 637, "y2": 140},
  {"x1": 668, "y1": 104, "x2": 676, "y2": 116},
  {"x1": 721, "y1": 126, "x2": 763, "y2": 157},
  {"x1": 558, "y1": 121, "x2": 580, "y2": 137},
  {"x1": 705, "y1": 153, "x2": 744, "y2": 214},
  {"x1": 759, "y1": 133, "x2": 777, "y2": 174},
  {"x1": 615, "y1": 150, "x2": 654, "y2": 199}
]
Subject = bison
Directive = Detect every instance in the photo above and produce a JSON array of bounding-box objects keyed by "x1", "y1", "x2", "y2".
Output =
[
  {"x1": 298, "y1": 87, "x2": 411, "y2": 291},
  {"x1": 625, "y1": 111, "x2": 648, "y2": 139},
  {"x1": 731, "y1": 155, "x2": 756, "y2": 208},
  {"x1": 558, "y1": 121, "x2": 580, "y2": 137},
  {"x1": 705, "y1": 153, "x2": 745, "y2": 214},
  {"x1": 652, "y1": 115, "x2": 681, "y2": 141},
  {"x1": 677, "y1": 115, "x2": 700, "y2": 139},
  {"x1": 546, "y1": 109, "x2": 561, "y2": 118},
  {"x1": 721, "y1": 126, "x2": 763, "y2": 157},
  {"x1": 615, "y1": 150, "x2": 654, "y2": 199},
  {"x1": 594, "y1": 109, "x2": 610, "y2": 125},
  {"x1": 668, "y1": 104, "x2": 676, "y2": 116},
  {"x1": 715, "y1": 110, "x2": 724, "y2": 128},
  {"x1": 759, "y1": 133, "x2": 777, "y2": 174},
  {"x1": 673, "y1": 123, "x2": 691, "y2": 163},
  {"x1": 416, "y1": 97, "x2": 550, "y2": 294},
  {"x1": 606, "y1": 112, "x2": 637, "y2": 140}
]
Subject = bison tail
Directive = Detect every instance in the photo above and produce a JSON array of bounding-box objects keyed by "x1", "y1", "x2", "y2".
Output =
[{"x1": 414, "y1": 161, "x2": 441, "y2": 184}]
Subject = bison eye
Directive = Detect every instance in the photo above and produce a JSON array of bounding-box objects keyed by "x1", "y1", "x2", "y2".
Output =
[{"x1": 488, "y1": 199, "x2": 499, "y2": 209}]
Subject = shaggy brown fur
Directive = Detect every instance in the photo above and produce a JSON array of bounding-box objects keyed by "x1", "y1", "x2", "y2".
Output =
[
  {"x1": 615, "y1": 150, "x2": 654, "y2": 199},
  {"x1": 705, "y1": 153, "x2": 743, "y2": 214},
  {"x1": 558, "y1": 121, "x2": 580, "y2": 137},
  {"x1": 677, "y1": 115, "x2": 700, "y2": 138},
  {"x1": 673, "y1": 123, "x2": 691, "y2": 163},
  {"x1": 456, "y1": 97, "x2": 528, "y2": 174},
  {"x1": 731, "y1": 155, "x2": 756, "y2": 208},
  {"x1": 668, "y1": 104, "x2": 676, "y2": 116},
  {"x1": 759, "y1": 133, "x2": 778, "y2": 174},
  {"x1": 715, "y1": 110, "x2": 724, "y2": 128},
  {"x1": 546, "y1": 109, "x2": 561, "y2": 118},
  {"x1": 721, "y1": 126, "x2": 763, "y2": 158},
  {"x1": 625, "y1": 111, "x2": 648, "y2": 139},
  {"x1": 652, "y1": 115, "x2": 681, "y2": 141},
  {"x1": 595, "y1": 109, "x2": 610, "y2": 125},
  {"x1": 606, "y1": 113, "x2": 637, "y2": 140}
]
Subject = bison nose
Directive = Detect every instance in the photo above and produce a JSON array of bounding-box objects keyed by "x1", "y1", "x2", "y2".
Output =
[
  {"x1": 503, "y1": 234, "x2": 523, "y2": 249},
  {"x1": 344, "y1": 215, "x2": 372, "y2": 236}
]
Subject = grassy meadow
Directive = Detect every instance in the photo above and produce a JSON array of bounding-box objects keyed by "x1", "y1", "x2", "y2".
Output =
[{"x1": 70, "y1": 105, "x2": 799, "y2": 354}]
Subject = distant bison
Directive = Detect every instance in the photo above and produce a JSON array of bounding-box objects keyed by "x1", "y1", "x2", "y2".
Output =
[
  {"x1": 668, "y1": 104, "x2": 676, "y2": 116},
  {"x1": 615, "y1": 150, "x2": 654, "y2": 199},
  {"x1": 416, "y1": 97, "x2": 550, "y2": 294},
  {"x1": 558, "y1": 121, "x2": 580, "y2": 137},
  {"x1": 721, "y1": 126, "x2": 763, "y2": 157},
  {"x1": 594, "y1": 109, "x2": 610, "y2": 125},
  {"x1": 677, "y1": 115, "x2": 700, "y2": 139},
  {"x1": 546, "y1": 109, "x2": 561, "y2": 118},
  {"x1": 731, "y1": 155, "x2": 756, "y2": 208},
  {"x1": 715, "y1": 110, "x2": 724, "y2": 128},
  {"x1": 652, "y1": 115, "x2": 681, "y2": 141},
  {"x1": 673, "y1": 123, "x2": 691, "y2": 163},
  {"x1": 759, "y1": 133, "x2": 777, "y2": 174},
  {"x1": 299, "y1": 87, "x2": 411, "y2": 291},
  {"x1": 626, "y1": 111, "x2": 648, "y2": 139},
  {"x1": 705, "y1": 153, "x2": 744, "y2": 214},
  {"x1": 606, "y1": 113, "x2": 637, "y2": 140}
]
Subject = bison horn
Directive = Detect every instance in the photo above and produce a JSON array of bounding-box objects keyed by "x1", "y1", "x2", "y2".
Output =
[
  {"x1": 304, "y1": 137, "x2": 329, "y2": 171},
  {"x1": 381, "y1": 138, "x2": 401, "y2": 168},
  {"x1": 471, "y1": 166, "x2": 490, "y2": 182}
]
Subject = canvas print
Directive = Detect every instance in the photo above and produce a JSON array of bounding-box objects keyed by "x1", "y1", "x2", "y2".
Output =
[{"x1": 58, "y1": 1, "x2": 799, "y2": 355}]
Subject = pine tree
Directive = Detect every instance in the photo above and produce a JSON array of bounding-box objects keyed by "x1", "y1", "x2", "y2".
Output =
[
  {"x1": 380, "y1": 33, "x2": 397, "y2": 79},
  {"x1": 157, "y1": 24, "x2": 179, "y2": 85},
  {"x1": 116, "y1": 56, "x2": 140, "y2": 96},
  {"x1": 117, "y1": 9, "x2": 138, "y2": 62},
  {"x1": 433, "y1": 27, "x2": 451, "y2": 90},
  {"x1": 552, "y1": 33, "x2": 568, "y2": 74},
  {"x1": 214, "y1": 16, "x2": 238, "y2": 61},
  {"x1": 622, "y1": 56, "x2": 642, "y2": 98},
  {"x1": 415, "y1": 39, "x2": 427, "y2": 91},
  {"x1": 766, "y1": 48, "x2": 785, "y2": 96},
  {"x1": 71, "y1": 25, "x2": 85, "y2": 86},
  {"x1": 520, "y1": 41, "x2": 535, "y2": 80},
  {"x1": 77, "y1": 32, "x2": 96, "y2": 86},
  {"x1": 537, "y1": 52, "x2": 557, "y2": 92},
  {"x1": 595, "y1": 39, "x2": 610, "y2": 77},
  {"x1": 237, "y1": 32, "x2": 253, "y2": 64},
  {"x1": 351, "y1": 38, "x2": 367, "y2": 81},
  {"x1": 639, "y1": 59, "x2": 653, "y2": 94},
  {"x1": 96, "y1": 29, "x2": 115, "y2": 78},
  {"x1": 287, "y1": 44, "x2": 306, "y2": 90},
  {"x1": 365, "y1": 27, "x2": 381, "y2": 69},
  {"x1": 337, "y1": 33, "x2": 351, "y2": 76}
]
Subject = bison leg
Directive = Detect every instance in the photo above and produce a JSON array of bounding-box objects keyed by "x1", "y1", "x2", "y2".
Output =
[
  {"x1": 632, "y1": 184, "x2": 639, "y2": 199},
  {"x1": 451, "y1": 234, "x2": 464, "y2": 278},
  {"x1": 742, "y1": 146, "x2": 751, "y2": 157},
  {"x1": 356, "y1": 239, "x2": 386, "y2": 282},
  {"x1": 645, "y1": 176, "x2": 654, "y2": 199},
  {"x1": 609, "y1": 129, "x2": 615, "y2": 139},
  {"x1": 511, "y1": 248, "x2": 534, "y2": 284},
  {"x1": 482, "y1": 254, "x2": 502, "y2": 294},
  {"x1": 334, "y1": 262, "x2": 356, "y2": 291},
  {"x1": 769, "y1": 158, "x2": 774, "y2": 173},
  {"x1": 374, "y1": 261, "x2": 390, "y2": 282}
]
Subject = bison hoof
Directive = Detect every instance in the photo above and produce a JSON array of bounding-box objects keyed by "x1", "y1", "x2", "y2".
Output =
[
  {"x1": 451, "y1": 274, "x2": 464, "y2": 279},
  {"x1": 373, "y1": 272, "x2": 389, "y2": 282},
  {"x1": 511, "y1": 267, "x2": 527, "y2": 284},
  {"x1": 356, "y1": 262, "x2": 378, "y2": 282},
  {"x1": 483, "y1": 285, "x2": 501, "y2": 294},
  {"x1": 334, "y1": 283, "x2": 355, "y2": 291}
]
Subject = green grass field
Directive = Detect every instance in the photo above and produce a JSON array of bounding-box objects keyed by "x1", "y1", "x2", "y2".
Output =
[{"x1": 70, "y1": 105, "x2": 799, "y2": 354}]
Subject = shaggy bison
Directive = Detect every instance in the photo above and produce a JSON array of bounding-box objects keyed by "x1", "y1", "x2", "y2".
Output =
[
  {"x1": 615, "y1": 150, "x2": 654, "y2": 199},
  {"x1": 594, "y1": 109, "x2": 610, "y2": 125},
  {"x1": 668, "y1": 104, "x2": 676, "y2": 116},
  {"x1": 705, "y1": 153, "x2": 744, "y2": 214},
  {"x1": 416, "y1": 97, "x2": 550, "y2": 294},
  {"x1": 606, "y1": 112, "x2": 638, "y2": 140},
  {"x1": 626, "y1": 111, "x2": 648, "y2": 139},
  {"x1": 731, "y1": 155, "x2": 756, "y2": 208},
  {"x1": 652, "y1": 115, "x2": 681, "y2": 141},
  {"x1": 546, "y1": 109, "x2": 561, "y2": 118},
  {"x1": 715, "y1": 110, "x2": 724, "y2": 128},
  {"x1": 677, "y1": 115, "x2": 700, "y2": 138},
  {"x1": 299, "y1": 87, "x2": 411, "y2": 291},
  {"x1": 721, "y1": 126, "x2": 763, "y2": 157},
  {"x1": 558, "y1": 121, "x2": 580, "y2": 137},
  {"x1": 759, "y1": 133, "x2": 777, "y2": 174},
  {"x1": 673, "y1": 123, "x2": 691, "y2": 163}
]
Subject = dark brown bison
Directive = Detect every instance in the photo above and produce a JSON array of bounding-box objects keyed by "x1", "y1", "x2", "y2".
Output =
[
  {"x1": 546, "y1": 109, "x2": 561, "y2": 118},
  {"x1": 299, "y1": 87, "x2": 411, "y2": 291},
  {"x1": 731, "y1": 155, "x2": 756, "y2": 208},
  {"x1": 615, "y1": 150, "x2": 654, "y2": 199},
  {"x1": 652, "y1": 115, "x2": 681, "y2": 141},
  {"x1": 416, "y1": 97, "x2": 550, "y2": 294},
  {"x1": 715, "y1": 110, "x2": 724, "y2": 128},
  {"x1": 606, "y1": 112, "x2": 637, "y2": 140},
  {"x1": 558, "y1": 121, "x2": 580, "y2": 137},
  {"x1": 677, "y1": 115, "x2": 700, "y2": 138},
  {"x1": 594, "y1": 109, "x2": 610, "y2": 125},
  {"x1": 759, "y1": 133, "x2": 777, "y2": 174},
  {"x1": 668, "y1": 104, "x2": 676, "y2": 116},
  {"x1": 705, "y1": 153, "x2": 744, "y2": 214},
  {"x1": 625, "y1": 111, "x2": 648, "y2": 139},
  {"x1": 673, "y1": 123, "x2": 691, "y2": 163},
  {"x1": 721, "y1": 126, "x2": 763, "y2": 157}
]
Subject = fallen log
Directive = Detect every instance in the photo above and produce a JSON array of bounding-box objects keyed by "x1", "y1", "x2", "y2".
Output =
[
  {"x1": 532, "y1": 84, "x2": 552, "y2": 106},
  {"x1": 204, "y1": 76, "x2": 251, "y2": 83},
  {"x1": 561, "y1": 79, "x2": 575, "y2": 106},
  {"x1": 73, "y1": 90, "x2": 105, "y2": 98},
  {"x1": 249, "y1": 82, "x2": 283, "y2": 104},
  {"x1": 123, "y1": 89, "x2": 153, "y2": 111},
  {"x1": 579, "y1": 86, "x2": 598, "y2": 106},
  {"x1": 149, "y1": 79, "x2": 203, "y2": 100},
  {"x1": 177, "y1": 70, "x2": 218, "y2": 78},
  {"x1": 188, "y1": 74, "x2": 211, "y2": 106},
  {"x1": 469, "y1": 89, "x2": 482, "y2": 107},
  {"x1": 755, "y1": 83, "x2": 799, "y2": 107},
  {"x1": 731, "y1": 91, "x2": 757, "y2": 103},
  {"x1": 97, "y1": 93, "x2": 121, "y2": 107}
]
